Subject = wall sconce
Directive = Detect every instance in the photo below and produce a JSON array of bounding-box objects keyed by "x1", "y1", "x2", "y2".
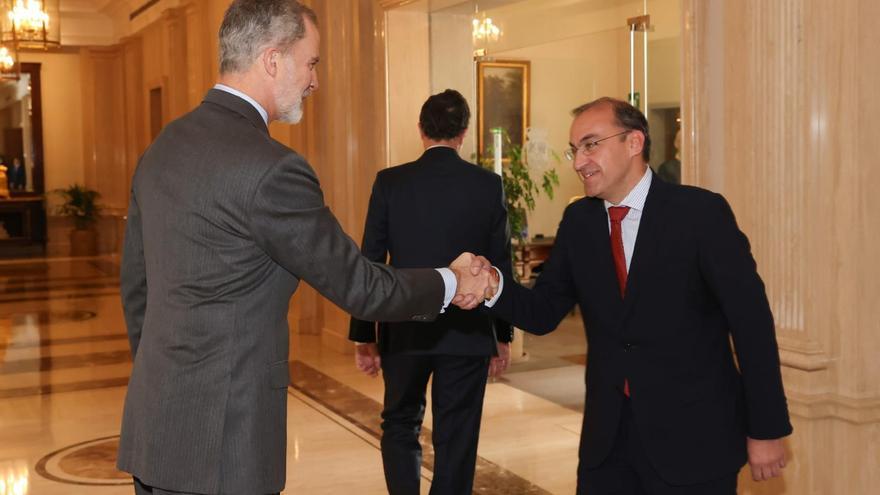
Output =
[{"x1": 0, "y1": 42, "x2": 18, "y2": 80}]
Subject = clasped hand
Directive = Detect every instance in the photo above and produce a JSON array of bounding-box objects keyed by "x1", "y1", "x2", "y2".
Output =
[{"x1": 449, "y1": 252, "x2": 499, "y2": 310}]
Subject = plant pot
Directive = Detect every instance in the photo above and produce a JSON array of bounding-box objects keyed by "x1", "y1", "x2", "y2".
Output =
[{"x1": 69, "y1": 228, "x2": 98, "y2": 257}]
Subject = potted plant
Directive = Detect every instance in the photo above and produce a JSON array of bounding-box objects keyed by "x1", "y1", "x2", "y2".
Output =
[
  {"x1": 480, "y1": 132, "x2": 560, "y2": 281},
  {"x1": 53, "y1": 184, "x2": 102, "y2": 256}
]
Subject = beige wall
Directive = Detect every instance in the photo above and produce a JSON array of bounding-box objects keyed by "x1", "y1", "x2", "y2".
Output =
[
  {"x1": 386, "y1": 5, "x2": 431, "y2": 166},
  {"x1": 429, "y1": 10, "x2": 478, "y2": 158},
  {"x1": 682, "y1": 0, "x2": 880, "y2": 493},
  {"x1": 19, "y1": 50, "x2": 85, "y2": 198}
]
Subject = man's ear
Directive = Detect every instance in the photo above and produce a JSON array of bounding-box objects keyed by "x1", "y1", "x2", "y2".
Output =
[
  {"x1": 260, "y1": 48, "x2": 279, "y2": 78},
  {"x1": 628, "y1": 130, "x2": 646, "y2": 159}
]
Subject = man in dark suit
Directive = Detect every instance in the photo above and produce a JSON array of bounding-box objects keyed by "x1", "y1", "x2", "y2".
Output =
[
  {"x1": 7, "y1": 157, "x2": 25, "y2": 191},
  {"x1": 349, "y1": 89, "x2": 513, "y2": 495},
  {"x1": 485, "y1": 97, "x2": 792, "y2": 494},
  {"x1": 118, "y1": 2, "x2": 495, "y2": 494}
]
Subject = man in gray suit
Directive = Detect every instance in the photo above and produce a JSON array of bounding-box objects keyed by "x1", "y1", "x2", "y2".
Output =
[{"x1": 118, "y1": 1, "x2": 494, "y2": 494}]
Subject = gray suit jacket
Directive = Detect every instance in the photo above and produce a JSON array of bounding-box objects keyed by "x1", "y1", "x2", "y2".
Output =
[{"x1": 118, "y1": 89, "x2": 444, "y2": 494}]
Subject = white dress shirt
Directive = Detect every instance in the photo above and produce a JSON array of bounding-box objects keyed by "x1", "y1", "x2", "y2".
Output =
[{"x1": 604, "y1": 167, "x2": 653, "y2": 272}]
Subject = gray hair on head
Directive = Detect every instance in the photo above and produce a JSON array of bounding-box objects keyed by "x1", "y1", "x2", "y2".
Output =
[{"x1": 219, "y1": 0, "x2": 318, "y2": 74}]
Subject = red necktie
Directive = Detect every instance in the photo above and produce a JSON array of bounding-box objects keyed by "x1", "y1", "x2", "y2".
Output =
[
  {"x1": 608, "y1": 206, "x2": 631, "y2": 396},
  {"x1": 608, "y1": 206, "x2": 630, "y2": 297}
]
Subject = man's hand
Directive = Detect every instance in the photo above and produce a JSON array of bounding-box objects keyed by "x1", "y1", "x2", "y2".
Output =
[
  {"x1": 489, "y1": 342, "x2": 511, "y2": 378},
  {"x1": 747, "y1": 437, "x2": 786, "y2": 481},
  {"x1": 354, "y1": 343, "x2": 381, "y2": 377},
  {"x1": 449, "y1": 252, "x2": 494, "y2": 310}
]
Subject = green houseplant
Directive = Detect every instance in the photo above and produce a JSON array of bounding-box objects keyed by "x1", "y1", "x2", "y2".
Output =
[
  {"x1": 480, "y1": 132, "x2": 559, "y2": 279},
  {"x1": 53, "y1": 184, "x2": 102, "y2": 256}
]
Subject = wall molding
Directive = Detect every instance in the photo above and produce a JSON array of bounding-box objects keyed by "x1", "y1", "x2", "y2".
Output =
[
  {"x1": 777, "y1": 335, "x2": 832, "y2": 371},
  {"x1": 378, "y1": 0, "x2": 420, "y2": 9},
  {"x1": 787, "y1": 390, "x2": 880, "y2": 425}
]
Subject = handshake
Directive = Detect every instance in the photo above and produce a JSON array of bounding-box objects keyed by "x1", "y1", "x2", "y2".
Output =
[{"x1": 448, "y1": 252, "x2": 501, "y2": 310}]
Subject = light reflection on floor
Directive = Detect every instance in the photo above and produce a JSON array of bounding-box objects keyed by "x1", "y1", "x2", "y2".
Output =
[{"x1": 0, "y1": 256, "x2": 587, "y2": 494}]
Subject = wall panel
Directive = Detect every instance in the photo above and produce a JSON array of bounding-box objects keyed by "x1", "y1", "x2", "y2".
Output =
[{"x1": 682, "y1": 0, "x2": 880, "y2": 492}]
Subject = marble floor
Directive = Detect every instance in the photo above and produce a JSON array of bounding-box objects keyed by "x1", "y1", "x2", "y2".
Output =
[{"x1": 0, "y1": 256, "x2": 591, "y2": 494}]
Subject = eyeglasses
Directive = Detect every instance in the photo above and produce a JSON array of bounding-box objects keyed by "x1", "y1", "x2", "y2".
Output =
[{"x1": 564, "y1": 130, "x2": 630, "y2": 161}]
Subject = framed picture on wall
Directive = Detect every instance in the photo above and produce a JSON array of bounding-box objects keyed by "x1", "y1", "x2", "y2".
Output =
[{"x1": 476, "y1": 59, "x2": 530, "y2": 163}]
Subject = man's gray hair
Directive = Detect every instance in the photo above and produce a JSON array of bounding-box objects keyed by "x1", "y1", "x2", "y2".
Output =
[{"x1": 219, "y1": 0, "x2": 318, "y2": 74}]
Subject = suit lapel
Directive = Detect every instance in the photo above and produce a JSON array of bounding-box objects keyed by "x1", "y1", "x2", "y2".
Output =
[{"x1": 621, "y1": 176, "x2": 670, "y2": 317}]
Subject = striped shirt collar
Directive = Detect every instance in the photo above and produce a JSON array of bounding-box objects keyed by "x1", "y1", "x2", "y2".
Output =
[{"x1": 604, "y1": 167, "x2": 653, "y2": 212}]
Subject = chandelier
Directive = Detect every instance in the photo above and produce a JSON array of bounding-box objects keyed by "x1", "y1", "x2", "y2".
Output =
[
  {"x1": 0, "y1": 45, "x2": 13, "y2": 70},
  {"x1": 472, "y1": 11, "x2": 501, "y2": 43},
  {"x1": 0, "y1": 42, "x2": 17, "y2": 80},
  {"x1": 1, "y1": 0, "x2": 60, "y2": 50}
]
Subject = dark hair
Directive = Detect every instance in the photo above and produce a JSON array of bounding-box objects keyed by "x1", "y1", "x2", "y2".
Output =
[
  {"x1": 219, "y1": 0, "x2": 318, "y2": 74},
  {"x1": 572, "y1": 97, "x2": 651, "y2": 162},
  {"x1": 419, "y1": 89, "x2": 470, "y2": 140}
]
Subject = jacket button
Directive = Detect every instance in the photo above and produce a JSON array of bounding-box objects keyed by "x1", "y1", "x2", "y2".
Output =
[{"x1": 623, "y1": 343, "x2": 633, "y2": 351}]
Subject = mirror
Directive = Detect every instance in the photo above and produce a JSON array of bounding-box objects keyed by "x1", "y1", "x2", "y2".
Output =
[
  {"x1": 0, "y1": 63, "x2": 43, "y2": 194},
  {"x1": 0, "y1": 62, "x2": 46, "y2": 255}
]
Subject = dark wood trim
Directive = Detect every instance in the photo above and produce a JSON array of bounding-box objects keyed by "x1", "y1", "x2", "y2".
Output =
[
  {"x1": 130, "y1": 0, "x2": 161, "y2": 20},
  {"x1": 0, "y1": 62, "x2": 48, "y2": 256}
]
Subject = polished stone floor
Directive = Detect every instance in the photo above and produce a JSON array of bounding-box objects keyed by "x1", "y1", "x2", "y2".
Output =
[{"x1": 0, "y1": 256, "x2": 590, "y2": 494}]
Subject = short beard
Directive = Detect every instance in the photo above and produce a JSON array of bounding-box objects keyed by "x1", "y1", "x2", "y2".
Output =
[{"x1": 277, "y1": 97, "x2": 304, "y2": 124}]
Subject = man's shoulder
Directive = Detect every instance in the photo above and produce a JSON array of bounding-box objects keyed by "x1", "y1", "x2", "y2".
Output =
[
  {"x1": 650, "y1": 181, "x2": 736, "y2": 230},
  {"x1": 140, "y1": 103, "x2": 298, "y2": 181},
  {"x1": 379, "y1": 156, "x2": 495, "y2": 180},
  {"x1": 379, "y1": 160, "x2": 419, "y2": 177},
  {"x1": 563, "y1": 195, "x2": 604, "y2": 219},
  {"x1": 657, "y1": 181, "x2": 726, "y2": 209}
]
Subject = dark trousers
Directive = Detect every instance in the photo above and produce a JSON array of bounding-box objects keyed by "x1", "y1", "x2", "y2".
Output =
[
  {"x1": 380, "y1": 353, "x2": 490, "y2": 495},
  {"x1": 577, "y1": 400, "x2": 738, "y2": 495},
  {"x1": 134, "y1": 477, "x2": 279, "y2": 495}
]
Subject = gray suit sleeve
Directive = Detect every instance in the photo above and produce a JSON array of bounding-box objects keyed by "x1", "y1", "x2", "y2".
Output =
[
  {"x1": 120, "y1": 189, "x2": 147, "y2": 357},
  {"x1": 248, "y1": 153, "x2": 445, "y2": 322}
]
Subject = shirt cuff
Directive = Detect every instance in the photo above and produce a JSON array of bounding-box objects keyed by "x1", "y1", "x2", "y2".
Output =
[
  {"x1": 435, "y1": 267, "x2": 457, "y2": 313},
  {"x1": 484, "y1": 267, "x2": 504, "y2": 308}
]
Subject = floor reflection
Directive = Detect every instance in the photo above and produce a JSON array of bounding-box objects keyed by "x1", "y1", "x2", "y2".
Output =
[
  {"x1": 0, "y1": 459, "x2": 29, "y2": 495},
  {"x1": 0, "y1": 256, "x2": 586, "y2": 494}
]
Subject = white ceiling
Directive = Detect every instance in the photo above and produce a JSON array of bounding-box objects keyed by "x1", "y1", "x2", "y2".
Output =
[
  {"x1": 63, "y1": 0, "x2": 133, "y2": 12},
  {"x1": 56, "y1": 0, "x2": 158, "y2": 45}
]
